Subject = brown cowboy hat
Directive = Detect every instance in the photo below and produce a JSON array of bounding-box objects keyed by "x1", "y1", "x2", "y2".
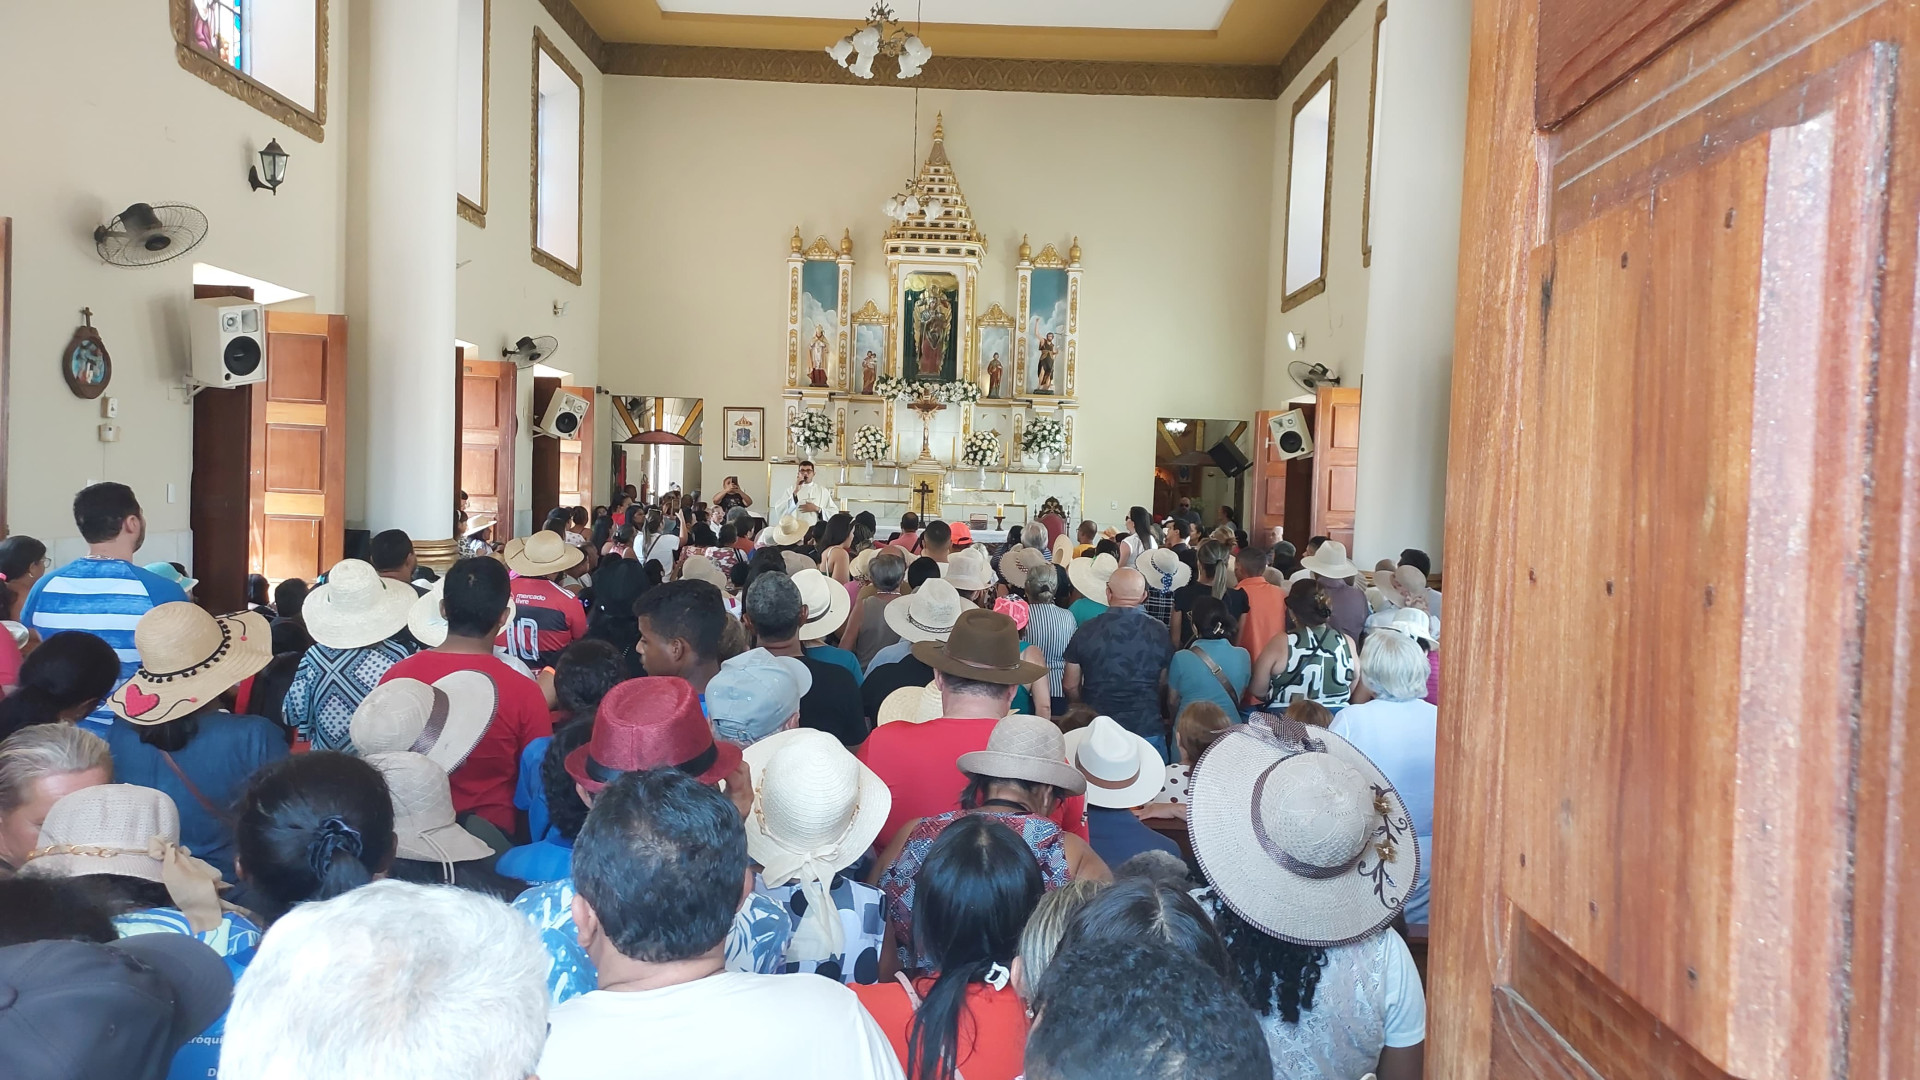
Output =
[{"x1": 911, "y1": 608, "x2": 1047, "y2": 686}]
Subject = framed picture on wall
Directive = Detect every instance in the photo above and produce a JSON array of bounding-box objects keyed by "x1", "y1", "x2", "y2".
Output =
[{"x1": 723, "y1": 407, "x2": 764, "y2": 460}]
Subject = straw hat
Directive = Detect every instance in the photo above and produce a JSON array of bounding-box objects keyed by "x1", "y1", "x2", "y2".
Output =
[
  {"x1": 1067, "y1": 553, "x2": 1119, "y2": 605},
  {"x1": 1065, "y1": 716, "x2": 1166, "y2": 809},
  {"x1": 884, "y1": 579, "x2": 967, "y2": 643},
  {"x1": 913, "y1": 609, "x2": 1047, "y2": 686},
  {"x1": 791, "y1": 568, "x2": 851, "y2": 641},
  {"x1": 849, "y1": 548, "x2": 879, "y2": 581},
  {"x1": 302, "y1": 559, "x2": 418, "y2": 649},
  {"x1": 109, "y1": 604, "x2": 272, "y2": 726},
  {"x1": 997, "y1": 545, "x2": 1049, "y2": 586},
  {"x1": 348, "y1": 674, "x2": 500, "y2": 772},
  {"x1": 781, "y1": 550, "x2": 819, "y2": 576},
  {"x1": 876, "y1": 682, "x2": 941, "y2": 725},
  {"x1": 1392, "y1": 564, "x2": 1432, "y2": 607},
  {"x1": 766, "y1": 515, "x2": 809, "y2": 547},
  {"x1": 942, "y1": 547, "x2": 995, "y2": 592},
  {"x1": 680, "y1": 555, "x2": 729, "y2": 590},
  {"x1": 1188, "y1": 715, "x2": 1417, "y2": 947},
  {"x1": 1300, "y1": 540, "x2": 1360, "y2": 580},
  {"x1": 741, "y1": 728, "x2": 893, "y2": 966},
  {"x1": 20, "y1": 785, "x2": 229, "y2": 934},
  {"x1": 567, "y1": 677, "x2": 741, "y2": 792},
  {"x1": 1384, "y1": 607, "x2": 1438, "y2": 648},
  {"x1": 1135, "y1": 548, "x2": 1192, "y2": 594},
  {"x1": 407, "y1": 579, "x2": 518, "y2": 648},
  {"x1": 503, "y1": 531, "x2": 584, "y2": 578},
  {"x1": 955, "y1": 714, "x2": 1086, "y2": 794},
  {"x1": 365, "y1": 752, "x2": 495, "y2": 866}
]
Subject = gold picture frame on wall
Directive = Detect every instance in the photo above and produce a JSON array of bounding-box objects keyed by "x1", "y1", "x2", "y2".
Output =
[
  {"x1": 1280, "y1": 59, "x2": 1337, "y2": 312},
  {"x1": 785, "y1": 230, "x2": 855, "y2": 390},
  {"x1": 168, "y1": 0, "x2": 329, "y2": 142},
  {"x1": 1015, "y1": 236, "x2": 1082, "y2": 400},
  {"x1": 849, "y1": 300, "x2": 889, "y2": 397},
  {"x1": 1361, "y1": 2, "x2": 1388, "y2": 268},
  {"x1": 457, "y1": 0, "x2": 492, "y2": 226},
  {"x1": 975, "y1": 303, "x2": 1016, "y2": 400},
  {"x1": 530, "y1": 28, "x2": 585, "y2": 285}
]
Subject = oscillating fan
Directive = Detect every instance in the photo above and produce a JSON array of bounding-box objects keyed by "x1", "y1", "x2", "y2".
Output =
[
  {"x1": 1287, "y1": 361, "x2": 1340, "y2": 393},
  {"x1": 93, "y1": 203, "x2": 209, "y2": 268},
  {"x1": 505, "y1": 335, "x2": 560, "y2": 367}
]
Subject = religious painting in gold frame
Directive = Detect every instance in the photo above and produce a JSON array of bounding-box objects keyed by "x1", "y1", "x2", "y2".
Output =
[
  {"x1": 849, "y1": 300, "x2": 889, "y2": 397},
  {"x1": 785, "y1": 229, "x2": 854, "y2": 390},
  {"x1": 1015, "y1": 236, "x2": 1081, "y2": 400},
  {"x1": 975, "y1": 303, "x2": 1016, "y2": 400}
]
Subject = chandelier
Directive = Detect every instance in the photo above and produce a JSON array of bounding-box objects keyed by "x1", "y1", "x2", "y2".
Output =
[
  {"x1": 1163, "y1": 419, "x2": 1190, "y2": 434},
  {"x1": 827, "y1": 3, "x2": 931, "y2": 81},
  {"x1": 882, "y1": 176, "x2": 946, "y2": 223}
]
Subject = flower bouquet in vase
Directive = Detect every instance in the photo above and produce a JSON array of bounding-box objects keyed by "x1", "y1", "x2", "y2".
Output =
[
  {"x1": 1021, "y1": 415, "x2": 1066, "y2": 471},
  {"x1": 790, "y1": 409, "x2": 835, "y2": 458},
  {"x1": 852, "y1": 425, "x2": 889, "y2": 481},
  {"x1": 962, "y1": 429, "x2": 1002, "y2": 488}
]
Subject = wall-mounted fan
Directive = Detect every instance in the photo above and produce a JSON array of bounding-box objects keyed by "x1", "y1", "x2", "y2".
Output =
[
  {"x1": 1288, "y1": 361, "x2": 1341, "y2": 393},
  {"x1": 93, "y1": 203, "x2": 208, "y2": 267},
  {"x1": 505, "y1": 335, "x2": 559, "y2": 367}
]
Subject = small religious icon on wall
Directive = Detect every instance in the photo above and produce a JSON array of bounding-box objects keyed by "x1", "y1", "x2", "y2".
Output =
[
  {"x1": 861, "y1": 350, "x2": 879, "y2": 395},
  {"x1": 807, "y1": 327, "x2": 830, "y2": 387},
  {"x1": 62, "y1": 308, "x2": 113, "y2": 400},
  {"x1": 986, "y1": 353, "x2": 1004, "y2": 398}
]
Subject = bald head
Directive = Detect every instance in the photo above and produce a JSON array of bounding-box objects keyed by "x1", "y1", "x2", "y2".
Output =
[{"x1": 1107, "y1": 568, "x2": 1147, "y2": 608}]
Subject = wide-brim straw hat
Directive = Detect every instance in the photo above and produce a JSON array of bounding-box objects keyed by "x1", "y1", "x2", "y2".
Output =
[
  {"x1": 791, "y1": 568, "x2": 851, "y2": 641},
  {"x1": 366, "y1": 751, "x2": 495, "y2": 864},
  {"x1": 956, "y1": 714, "x2": 1086, "y2": 794},
  {"x1": 943, "y1": 547, "x2": 996, "y2": 592},
  {"x1": 303, "y1": 559, "x2": 418, "y2": 649},
  {"x1": 913, "y1": 608, "x2": 1047, "y2": 686},
  {"x1": 741, "y1": 728, "x2": 892, "y2": 881},
  {"x1": 766, "y1": 515, "x2": 809, "y2": 547},
  {"x1": 1067, "y1": 553, "x2": 1119, "y2": 605},
  {"x1": 997, "y1": 546, "x2": 1049, "y2": 586},
  {"x1": 567, "y1": 677, "x2": 742, "y2": 792},
  {"x1": 884, "y1": 579, "x2": 966, "y2": 643},
  {"x1": 680, "y1": 555, "x2": 730, "y2": 589},
  {"x1": 1136, "y1": 548, "x2": 1192, "y2": 594},
  {"x1": 462, "y1": 517, "x2": 497, "y2": 539},
  {"x1": 1065, "y1": 716, "x2": 1166, "y2": 809},
  {"x1": 849, "y1": 548, "x2": 879, "y2": 581},
  {"x1": 781, "y1": 550, "x2": 819, "y2": 576},
  {"x1": 1300, "y1": 540, "x2": 1360, "y2": 580},
  {"x1": 503, "y1": 530, "x2": 584, "y2": 577},
  {"x1": 407, "y1": 579, "x2": 518, "y2": 649},
  {"x1": 20, "y1": 784, "x2": 232, "y2": 934},
  {"x1": 348, "y1": 673, "x2": 500, "y2": 772},
  {"x1": 876, "y1": 683, "x2": 941, "y2": 725},
  {"x1": 1188, "y1": 714, "x2": 1418, "y2": 947},
  {"x1": 110, "y1": 604, "x2": 272, "y2": 726},
  {"x1": 1385, "y1": 607, "x2": 1438, "y2": 647}
]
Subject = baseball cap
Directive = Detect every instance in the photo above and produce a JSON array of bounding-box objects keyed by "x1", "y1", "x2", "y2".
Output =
[
  {"x1": 706, "y1": 648, "x2": 813, "y2": 747},
  {"x1": 949, "y1": 522, "x2": 974, "y2": 549},
  {"x1": 0, "y1": 934, "x2": 233, "y2": 1080}
]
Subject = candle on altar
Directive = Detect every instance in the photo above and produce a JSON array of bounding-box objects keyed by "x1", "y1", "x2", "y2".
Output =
[{"x1": 995, "y1": 504, "x2": 1003, "y2": 517}]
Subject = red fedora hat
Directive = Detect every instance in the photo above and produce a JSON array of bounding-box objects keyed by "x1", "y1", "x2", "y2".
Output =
[{"x1": 565, "y1": 677, "x2": 741, "y2": 792}]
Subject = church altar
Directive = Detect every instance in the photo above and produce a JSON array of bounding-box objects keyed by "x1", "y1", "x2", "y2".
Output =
[{"x1": 771, "y1": 116, "x2": 1085, "y2": 526}]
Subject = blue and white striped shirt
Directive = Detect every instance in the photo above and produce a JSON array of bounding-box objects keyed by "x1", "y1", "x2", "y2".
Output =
[{"x1": 20, "y1": 557, "x2": 190, "y2": 729}]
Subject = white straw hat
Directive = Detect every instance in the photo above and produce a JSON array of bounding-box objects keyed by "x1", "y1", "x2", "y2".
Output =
[
  {"x1": 1067, "y1": 553, "x2": 1119, "y2": 605},
  {"x1": 303, "y1": 559, "x2": 418, "y2": 649},
  {"x1": 1188, "y1": 715, "x2": 1417, "y2": 946},
  {"x1": 766, "y1": 515, "x2": 809, "y2": 547},
  {"x1": 1135, "y1": 548, "x2": 1192, "y2": 594},
  {"x1": 876, "y1": 682, "x2": 941, "y2": 725},
  {"x1": 942, "y1": 547, "x2": 995, "y2": 592},
  {"x1": 955, "y1": 715, "x2": 1086, "y2": 795},
  {"x1": 883, "y1": 579, "x2": 966, "y2": 643},
  {"x1": 1384, "y1": 607, "x2": 1438, "y2": 648},
  {"x1": 348, "y1": 674, "x2": 500, "y2": 772},
  {"x1": 1300, "y1": 540, "x2": 1360, "y2": 580},
  {"x1": 406, "y1": 579, "x2": 518, "y2": 649},
  {"x1": 1064, "y1": 716, "x2": 1166, "y2": 809},
  {"x1": 109, "y1": 604, "x2": 272, "y2": 726},
  {"x1": 365, "y1": 752, "x2": 495, "y2": 866},
  {"x1": 502, "y1": 530, "x2": 584, "y2": 577},
  {"x1": 21, "y1": 784, "x2": 230, "y2": 934},
  {"x1": 791, "y1": 568, "x2": 852, "y2": 641}
]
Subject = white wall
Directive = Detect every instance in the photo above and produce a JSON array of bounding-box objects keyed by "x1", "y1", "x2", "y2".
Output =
[
  {"x1": 1351, "y1": 0, "x2": 1470, "y2": 568},
  {"x1": 0, "y1": 0, "x2": 349, "y2": 563},
  {"x1": 597, "y1": 78, "x2": 1273, "y2": 526}
]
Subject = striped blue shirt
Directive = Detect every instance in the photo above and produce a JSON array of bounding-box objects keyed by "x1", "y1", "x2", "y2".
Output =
[{"x1": 20, "y1": 557, "x2": 190, "y2": 729}]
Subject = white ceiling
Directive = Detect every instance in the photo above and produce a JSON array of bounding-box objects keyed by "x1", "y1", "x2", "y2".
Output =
[{"x1": 650, "y1": 0, "x2": 1236, "y2": 32}]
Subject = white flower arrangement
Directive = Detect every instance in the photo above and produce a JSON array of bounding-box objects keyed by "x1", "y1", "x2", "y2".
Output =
[
  {"x1": 934, "y1": 380, "x2": 983, "y2": 406},
  {"x1": 852, "y1": 424, "x2": 889, "y2": 462},
  {"x1": 790, "y1": 409, "x2": 835, "y2": 453},
  {"x1": 962, "y1": 428, "x2": 1002, "y2": 468},
  {"x1": 872, "y1": 374, "x2": 914, "y2": 401},
  {"x1": 1021, "y1": 415, "x2": 1066, "y2": 456}
]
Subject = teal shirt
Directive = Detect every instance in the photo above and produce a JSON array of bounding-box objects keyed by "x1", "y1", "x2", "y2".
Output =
[
  {"x1": 804, "y1": 643, "x2": 864, "y2": 686},
  {"x1": 1069, "y1": 597, "x2": 1108, "y2": 626}
]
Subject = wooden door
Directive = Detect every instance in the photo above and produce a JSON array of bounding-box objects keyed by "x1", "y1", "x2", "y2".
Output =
[
  {"x1": 531, "y1": 378, "x2": 594, "y2": 523},
  {"x1": 250, "y1": 312, "x2": 347, "y2": 588},
  {"x1": 1438, "y1": 1, "x2": 1918, "y2": 1079},
  {"x1": 559, "y1": 383, "x2": 594, "y2": 509},
  {"x1": 1310, "y1": 385, "x2": 1359, "y2": 549},
  {"x1": 1249, "y1": 410, "x2": 1289, "y2": 545},
  {"x1": 458, "y1": 357, "x2": 516, "y2": 541}
]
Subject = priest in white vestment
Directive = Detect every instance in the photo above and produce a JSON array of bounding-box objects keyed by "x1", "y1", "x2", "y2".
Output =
[{"x1": 774, "y1": 460, "x2": 838, "y2": 527}]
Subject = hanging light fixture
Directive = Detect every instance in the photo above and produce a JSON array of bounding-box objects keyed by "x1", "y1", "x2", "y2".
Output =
[
  {"x1": 826, "y1": 3, "x2": 930, "y2": 82},
  {"x1": 1163, "y1": 419, "x2": 1190, "y2": 435}
]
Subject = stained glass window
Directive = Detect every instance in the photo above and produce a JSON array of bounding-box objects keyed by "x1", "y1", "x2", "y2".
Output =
[{"x1": 191, "y1": 0, "x2": 246, "y2": 73}]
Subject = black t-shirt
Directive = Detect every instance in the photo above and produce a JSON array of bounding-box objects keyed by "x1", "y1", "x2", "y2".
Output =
[
  {"x1": 798, "y1": 655, "x2": 869, "y2": 748},
  {"x1": 718, "y1": 492, "x2": 747, "y2": 512},
  {"x1": 861, "y1": 654, "x2": 935, "y2": 726},
  {"x1": 1172, "y1": 583, "x2": 1248, "y2": 647}
]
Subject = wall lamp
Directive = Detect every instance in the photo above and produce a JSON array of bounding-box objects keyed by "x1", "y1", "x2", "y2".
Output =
[{"x1": 250, "y1": 139, "x2": 290, "y2": 195}]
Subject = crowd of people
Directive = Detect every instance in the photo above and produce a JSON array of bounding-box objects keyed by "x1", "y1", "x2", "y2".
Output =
[{"x1": 0, "y1": 476, "x2": 1441, "y2": 1080}]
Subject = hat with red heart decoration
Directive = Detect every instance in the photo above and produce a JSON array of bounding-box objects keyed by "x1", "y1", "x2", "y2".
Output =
[{"x1": 110, "y1": 603, "x2": 273, "y2": 726}]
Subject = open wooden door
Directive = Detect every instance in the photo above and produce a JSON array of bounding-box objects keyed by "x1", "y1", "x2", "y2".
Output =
[
  {"x1": 1249, "y1": 411, "x2": 1290, "y2": 545},
  {"x1": 1310, "y1": 385, "x2": 1359, "y2": 550},
  {"x1": 458, "y1": 356, "x2": 516, "y2": 541},
  {"x1": 251, "y1": 312, "x2": 348, "y2": 587},
  {"x1": 559, "y1": 383, "x2": 593, "y2": 509},
  {"x1": 531, "y1": 378, "x2": 594, "y2": 523},
  {"x1": 1438, "y1": 1, "x2": 1918, "y2": 1079}
]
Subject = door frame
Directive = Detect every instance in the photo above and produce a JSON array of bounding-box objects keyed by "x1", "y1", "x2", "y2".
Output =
[{"x1": 456, "y1": 351, "x2": 517, "y2": 543}]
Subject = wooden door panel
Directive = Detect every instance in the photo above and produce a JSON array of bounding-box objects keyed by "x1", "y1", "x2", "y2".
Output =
[
  {"x1": 251, "y1": 312, "x2": 346, "y2": 587},
  {"x1": 261, "y1": 516, "x2": 321, "y2": 584},
  {"x1": 1440, "y1": 0, "x2": 1908, "y2": 1078},
  {"x1": 459, "y1": 359, "x2": 516, "y2": 539},
  {"x1": 1250, "y1": 410, "x2": 1290, "y2": 543},
  {"x1": 1535, "y1": 0, "x2": 1735, "y2": 126},
  {"x1": 264, "y1": 336, "x2": 326, "y2": 402},
  {"x1": 263, "y1": 426, "x2": 324, "y2": 492},
  {"x1": 560, "y1": 384, "x2": 594, "y2": 509},
  {"x1": 1312, "y1": 386, "x2": 1359, "y2": 549}
]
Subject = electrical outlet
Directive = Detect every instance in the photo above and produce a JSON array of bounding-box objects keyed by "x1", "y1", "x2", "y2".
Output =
[
  {"x1": 1109, "y1": 500, "x2": 1117, "y2": 510},
  {"x1": 98, "y1": 423, "x2": 121, "y2": 443},
  {"x1": 102, "y1": 397, "x2": 119, "y2": 418}
]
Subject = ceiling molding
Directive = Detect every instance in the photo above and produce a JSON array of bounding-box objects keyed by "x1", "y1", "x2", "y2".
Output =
[
  {"x1": 1274, "y1": 0, "x2": 1364, "y2": 91},
  {"x1": 602, "y1": 43, "x2": 1283, "y2": 99},
  {"x1": 538, "y1": 0, "x2": 610, "y2": 69}
]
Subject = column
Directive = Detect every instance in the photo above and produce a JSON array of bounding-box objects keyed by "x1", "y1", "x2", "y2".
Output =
[{"x1": 362, "y1": 0, "x2": 460, "y2": 564}]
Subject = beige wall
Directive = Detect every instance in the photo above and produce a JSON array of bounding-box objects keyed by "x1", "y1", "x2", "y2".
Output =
[{"x1": 597, "y1": 77, "x2": 1274, "y2": 526}]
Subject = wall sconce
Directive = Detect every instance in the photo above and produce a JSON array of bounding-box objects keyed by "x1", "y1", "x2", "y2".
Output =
[{"x1": 249, "y1": 139, "x2": 290, "y2": 195}]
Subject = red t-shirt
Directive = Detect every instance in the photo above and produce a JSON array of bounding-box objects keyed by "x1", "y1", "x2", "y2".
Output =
[
  {"x1": 380, "y1": 650, "x2": 553, "y2": 833},
  {"x1": 858, "y1": 717, "x2": 1086, "y2": 847},
  {"x1": 496, "y1": 577, "x2": 586, "y2": 669},
  {"x1": 853, "y1": 979, "x2": 1028, "y2": 1080},
  {"x1": 888, "y1": 530, "x2": 920, "y2": 554}
]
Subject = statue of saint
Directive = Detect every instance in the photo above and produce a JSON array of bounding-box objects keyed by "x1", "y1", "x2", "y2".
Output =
[
  {"x1": 1035, "y1": 332, "x2": 1058, "y2": 393},
  {"x1": 807, "y1": 327, "x2": 830, "y2": 387},
  {"x1": 987, "y1": 353, "x2": 1003, "y2": 398},
  {"x1": 861, "y1": 351, "x2": 879, "y2": 394}
]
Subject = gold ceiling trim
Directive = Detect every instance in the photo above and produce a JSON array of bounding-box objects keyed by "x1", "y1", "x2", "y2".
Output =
[
  {"x1": 539, "y1": 0, "x2": 610, "y2": 68},
  {"x1": 1274, "y1": 0, "x2": 1364, "y2": 92},
  {"x1": 602, "y1": 42, "x2": 1281, "y2": 99}
]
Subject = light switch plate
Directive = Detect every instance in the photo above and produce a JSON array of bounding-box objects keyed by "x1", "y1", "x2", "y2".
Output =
[
  {"x1": 98, "y1": 423, "x2": 121, "y2": 443},
  {"x1": 102, "y1": 397, "x2": 119, "y2": 418}
]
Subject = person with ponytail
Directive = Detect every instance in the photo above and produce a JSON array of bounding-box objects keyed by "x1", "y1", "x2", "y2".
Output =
[
  {"x1": 232, "y1": 753, "x2": 396, "y2": 926},
  {"x1": 854, "y1": 814, "x2": 1043, "y2": 1080},
  {"x1": 1117, "y1": 506, "x2": 1161, "y2": 566},
  {"x1": 0, "y1": 630, "x2": 122, "y2": 744},
  {"x1": 1171, "y1": 538, "x2": 1246, "y2": 648}
]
